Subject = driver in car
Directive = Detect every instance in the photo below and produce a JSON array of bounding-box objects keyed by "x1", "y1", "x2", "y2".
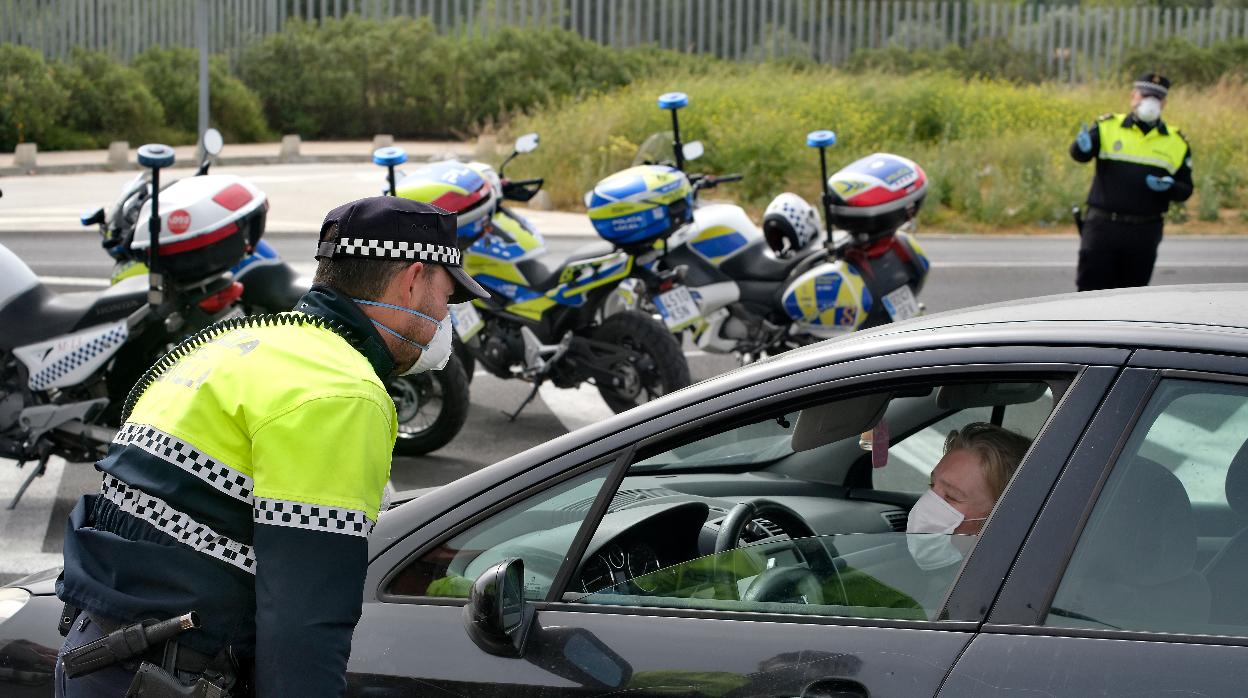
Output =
[{"x1": 907, "y1": 422, "x2": 1033, "y2": 570}]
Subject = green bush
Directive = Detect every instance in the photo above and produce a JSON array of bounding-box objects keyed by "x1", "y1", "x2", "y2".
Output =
[
  {"x1": 0, "y1": 44, "x2": 68, "y2": 151},
  {"x1": 235, "y1": 16, "x2": 705, "y2": 139},
  {"x1": 1122, "y1": 37, "x2": 1248, "y2": 87},
  {"x1": 51, "y1": 48, "x2": 170, "y2": 149},
  {"x1": 511, "y1": 65, "x2": 1247, "y2": 230},
  {"x1": 845, "y1": 38, "x2": 1050, "y2": 84},
  {"x1": 132, "y1": 46, "x2": 272, "y2": 144}
]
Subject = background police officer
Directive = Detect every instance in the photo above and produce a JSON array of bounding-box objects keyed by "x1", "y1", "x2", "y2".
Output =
[
  {"x1": 55, "y1": 197, "x2": 488, "y2": 696},
  {"x1": 1071, "y1": 72, "x2": 1194, "y2": 291}
]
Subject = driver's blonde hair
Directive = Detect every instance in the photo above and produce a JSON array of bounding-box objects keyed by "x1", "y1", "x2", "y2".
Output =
[{"x1": 944, "y1": 422, "x2": 1033, "y2": 501}]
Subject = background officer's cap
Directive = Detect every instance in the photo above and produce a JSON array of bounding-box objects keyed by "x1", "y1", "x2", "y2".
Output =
[
  {"x1": 317, "y1": 196, "x2": 489, "y2": 303},
  {"x1": 1134, "y1": 73, "x2": 1171, "y2": 98}
]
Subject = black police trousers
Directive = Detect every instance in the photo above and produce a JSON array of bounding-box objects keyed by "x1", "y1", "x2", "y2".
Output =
[{"x1": 1076, "y1": 217, "x2": 1164, "y2": 292}]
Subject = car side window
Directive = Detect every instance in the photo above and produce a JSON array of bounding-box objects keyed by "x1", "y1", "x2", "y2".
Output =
[
  {"x1": 1046, "y1": 379, "x2": 1248, "y2": 636},
  {"x1": 386, "y1": 464, "x2": 612, "y2": 601},
  {"x1": 566, "y1": 378, "x2": 1056, "y2": 622}
]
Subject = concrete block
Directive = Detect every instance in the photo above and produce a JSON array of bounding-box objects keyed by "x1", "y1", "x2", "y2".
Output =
[
  {"x1": 529, "y1": 190, "x2": 554, "y2": 211},
  {"x1": 279, "y1": 134, "x2": 301, "y2": 161},
  {"x1": 14, "y1": 143, "x2": 37, "y2": 169},
  {"x1": 371, "y1": 134, "x2": 394, "y2": 150},
  {"x1": 107, "y1": 141, "x2": 129, "y2": 168}
]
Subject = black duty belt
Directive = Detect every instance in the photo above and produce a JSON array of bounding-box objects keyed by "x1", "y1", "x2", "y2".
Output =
[{"x1": 1085, "y1": 205, "x2": 1164, "y2": 225}]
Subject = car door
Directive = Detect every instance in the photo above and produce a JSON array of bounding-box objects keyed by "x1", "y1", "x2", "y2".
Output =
[
  {"x1": 350, "y1": 349, "x2": 1122, "y2": 697},
  {"x1": 941, "y1": 351, "x2": 1248, "y2": 696}
]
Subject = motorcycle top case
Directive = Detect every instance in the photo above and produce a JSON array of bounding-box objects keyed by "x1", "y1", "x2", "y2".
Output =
[
  {"x1": 587, "y1": 165, "x2": 693, "y2": 247},
  {"x1": 826, "y1": 153, "x2": 926, "y2": 242},
  {"x1": 132, "y1": 174, "x2": 266, "y2": 282}
]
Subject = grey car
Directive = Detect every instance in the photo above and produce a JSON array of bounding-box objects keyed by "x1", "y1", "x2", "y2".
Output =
[{"x1": 4, "y1": 283, "x2": 1248, "y2": 697}]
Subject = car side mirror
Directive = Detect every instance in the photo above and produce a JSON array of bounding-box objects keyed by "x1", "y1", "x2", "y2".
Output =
[
  {"x1": 682, "y1": 140, "x2": 704, "y2": 162},
  {"x1": 515, "y1": 133, "x2": 540, "y2": 154},
  {"x1": 202, "y1": 128, "x2": 224, "y2": 156},
  {"x1": 463, "y1": 558, "x2": 534, "y2": 657}
]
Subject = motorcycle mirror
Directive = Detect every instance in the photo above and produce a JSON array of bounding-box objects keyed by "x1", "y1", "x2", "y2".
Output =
[
  {"x1": 201, "y1": 128, "x2": 224, "y2": 156},
  {"x1": 514, "y1": 133, "x2": 539, "y2": 154},
  {"x1": 682, "y1": 140, "x2": 704, "y2": 162},
  {"x1": 80, "y1": 207, "x2": 105, "y2": 227}
]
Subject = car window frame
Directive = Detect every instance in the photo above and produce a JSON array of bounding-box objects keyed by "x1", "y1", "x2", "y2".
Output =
[
  {"x1": 549, "y1": 362, "x2": 1107, "y2": 629},
  {"x1": 367, "y1": 345, "x2": 1128, "y2": 611},
  {"x1": 988, "y1": 364, "x2": 1248, "y2": 647}
]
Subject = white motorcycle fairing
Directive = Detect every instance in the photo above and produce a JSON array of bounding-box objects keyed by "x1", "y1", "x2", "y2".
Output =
[{"x1": 13, "y1": 320, "x2": 131, "y2": 391}]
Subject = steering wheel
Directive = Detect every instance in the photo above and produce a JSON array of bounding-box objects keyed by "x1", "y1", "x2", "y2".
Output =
[{"x1": 714, "y1": 499, "x2": 840, "y2": 605}]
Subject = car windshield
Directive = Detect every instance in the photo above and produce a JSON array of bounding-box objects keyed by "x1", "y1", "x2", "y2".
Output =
[{"x1": 633, "y1": 131, "x2": 678, "y2": 168}]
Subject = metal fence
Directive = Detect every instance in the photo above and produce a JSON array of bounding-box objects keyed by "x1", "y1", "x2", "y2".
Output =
[{"x1": 4, "y1": 0, "x2": 1248, "y2": 81}]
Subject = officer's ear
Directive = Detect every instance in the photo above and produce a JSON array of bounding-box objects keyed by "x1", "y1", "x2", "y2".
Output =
[{"x1": 384, "y1": 261, "x2": 423, "y2": 307}]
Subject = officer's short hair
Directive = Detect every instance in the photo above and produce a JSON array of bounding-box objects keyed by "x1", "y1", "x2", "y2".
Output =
[{"x1": 312, "y1": 222, "x2": 436, "y2": 298}]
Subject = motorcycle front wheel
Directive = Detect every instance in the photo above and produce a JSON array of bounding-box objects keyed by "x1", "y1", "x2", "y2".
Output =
[
  {"x1": 388, "y1": 354, "x2": 470, "y2": 456},
  {"x1": 591, "y1": 310, "x2": 691, "y2": 414}
]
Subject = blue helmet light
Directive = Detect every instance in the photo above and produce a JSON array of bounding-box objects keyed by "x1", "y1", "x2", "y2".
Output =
[
  {"x1": 658, "y1": 92, "x2": 689, "y2": 110},
  {"x1": 806, "y1": 130, "x2": 837, "y2": 148}
]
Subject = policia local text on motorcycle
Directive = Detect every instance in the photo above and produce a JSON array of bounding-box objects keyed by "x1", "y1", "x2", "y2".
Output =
[
  {"x1": 1071, "y1": 72, "x2": 1194, "y2": 292},
  {"x1": 53, "y1": 194, "x2": 490, "y2": 697}
]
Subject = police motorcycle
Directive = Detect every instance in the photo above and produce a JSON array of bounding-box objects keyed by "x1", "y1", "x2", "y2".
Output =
[
  {"x1": 599, "y1": 92, "x2": 930, "y2": 361},
  {"x1": 87, "y1": 133, "x2": 471, "y2": 456},
  {"x1": 0, "y1": 142, "x2": 258, "y2": 507},
  {"x1": 373, "y1": 138, "x2": 691, "y2": 417}
]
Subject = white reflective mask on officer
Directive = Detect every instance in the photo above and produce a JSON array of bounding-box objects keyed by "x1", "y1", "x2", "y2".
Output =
[
  {"x1": 1135, "y1": 96, "x2": 1163, "y2": 124},
  {"x1": 906, "y1": 488, "x2": 986, "y2": 571},
  {"x1": 352, "y1": 299, "x2": 453, "y2": 375}
]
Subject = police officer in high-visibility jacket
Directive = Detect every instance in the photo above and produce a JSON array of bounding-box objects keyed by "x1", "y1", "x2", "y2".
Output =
[
  {"x1": 54, "y1": 197, "x2": 489, "y2": 697},
  {"x1": 1071, "y1": 73, "x2": 1194, "y2": 291}
]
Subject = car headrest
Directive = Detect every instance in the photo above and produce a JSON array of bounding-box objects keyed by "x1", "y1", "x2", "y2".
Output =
[
  {"x1": 1223, "y1": 439, "x2": 1248, "y2": 517},
  {"x1": 936, "y1": 382, "x2": 1048, "y2": 410},
  {"x1": 1080, "y1": 457, "x2": 1196, "y2": 585},
  {"x1": 791, "y1": 392, "x2": 891, "y2": 452}
]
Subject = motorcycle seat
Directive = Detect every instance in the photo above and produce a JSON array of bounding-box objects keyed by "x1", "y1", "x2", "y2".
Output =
[
  {"x1": 718, "y1": 246, "x2": 821, "y2": 282},
  {"x1": 0, "y1": 276, "x2": 148, "y2": 350},
  {"x1": 516, "y1": 241, "x2": 616, "y2": 292}
]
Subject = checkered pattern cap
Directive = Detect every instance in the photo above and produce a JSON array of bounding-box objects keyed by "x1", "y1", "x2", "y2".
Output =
[
  {"x1": 1134, "y1": 73, "x2": 1170, "y2": 98},
  {"x1": 316, "y1": 196, "x2": 489, "y2": 301}
]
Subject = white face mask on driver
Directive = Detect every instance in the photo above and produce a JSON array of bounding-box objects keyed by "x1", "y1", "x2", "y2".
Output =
[
  {"x1": 906, "y1": 488, "x2": 986, "y2": 571},
  {"x1": 352, "y1": 298, "x2": 453, "y2": 375}
]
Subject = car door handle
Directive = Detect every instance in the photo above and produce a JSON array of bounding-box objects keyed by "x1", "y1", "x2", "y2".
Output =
[{"x1": 799, "y1": 678, "x2": 869, "y2": 697}]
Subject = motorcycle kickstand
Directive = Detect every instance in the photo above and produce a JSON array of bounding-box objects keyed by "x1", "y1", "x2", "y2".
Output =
[
  {"x1": 8, "y1": 453, "x2": 50, "y2": 510},
  {"x1": 504, "y1": 376, "x2": 547, "y2": 422}
]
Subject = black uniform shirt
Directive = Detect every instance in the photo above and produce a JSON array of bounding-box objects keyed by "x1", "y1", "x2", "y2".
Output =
[{"x1": 1070, "y1": 113, "x2": 1194, "y2": 217}]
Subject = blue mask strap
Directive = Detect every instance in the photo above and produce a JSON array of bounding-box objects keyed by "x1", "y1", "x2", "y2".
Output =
[
  {"x1": 352, "y1": 298, "x2": 441, "y2": 326},
  {"x1": 369, "y1": 320, "x2": 429, "y2": 351},
  {"x1": 352, "y1": 298, "x2": 435, "y2": 351}
]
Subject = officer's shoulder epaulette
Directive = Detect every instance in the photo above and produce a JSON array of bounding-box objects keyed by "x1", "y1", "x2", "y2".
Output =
[{"x1": 1096, "y1": 113, "x2": 1115, "y2": 121}]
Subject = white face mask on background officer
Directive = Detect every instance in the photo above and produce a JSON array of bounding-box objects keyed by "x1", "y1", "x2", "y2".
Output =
[{"x1": 1131, "y1": 88, "x2": 1165, "y2": 124}]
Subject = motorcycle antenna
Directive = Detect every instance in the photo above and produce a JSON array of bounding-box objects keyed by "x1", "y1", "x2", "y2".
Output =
[
  {"x1": 806, "y1": 130, "x2": 837, "y2": 238},
  {"x1": 136, "y1": 144, "x2": 175, "y2": 306},
  {"x1": 373, "y1": 146, "x2": 408, "y2": 197},
  {"x1": 658, "y1": 92, "x2": 689, "y2": 171}
]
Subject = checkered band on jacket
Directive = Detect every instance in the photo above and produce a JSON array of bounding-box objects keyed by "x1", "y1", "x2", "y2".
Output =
[{"x1": 332, "y1": 238, "x2": 461, "y2": 265}]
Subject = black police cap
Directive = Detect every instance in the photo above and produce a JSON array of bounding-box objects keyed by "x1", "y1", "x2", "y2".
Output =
[
  {"x1": 1134, "y1": 73, "x2": 1170, "y2": 98},
  {"x1": 316, "y1": 196, "x2": 488, "y2": 303}
]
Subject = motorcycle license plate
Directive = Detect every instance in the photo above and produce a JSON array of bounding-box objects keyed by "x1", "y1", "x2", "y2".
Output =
[
  {"x1": 655, "y1": 286, "x2": 701, "y2": 331},
  {"x1": 882, "y1": 285, "x2": 920, "y2": 322},
  {"x1": 449, "y1": 302, "x2": 484, "y2": 342}
]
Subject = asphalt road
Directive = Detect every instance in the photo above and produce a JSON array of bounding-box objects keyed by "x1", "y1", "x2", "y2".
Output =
[{"x1": 2, "y1": 163, "x2": 1247, "y2": 580}]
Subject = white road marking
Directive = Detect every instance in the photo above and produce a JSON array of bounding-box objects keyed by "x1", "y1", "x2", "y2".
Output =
[{"x1": 0, "y1": 456, "x2": 72, "y2": 575}]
